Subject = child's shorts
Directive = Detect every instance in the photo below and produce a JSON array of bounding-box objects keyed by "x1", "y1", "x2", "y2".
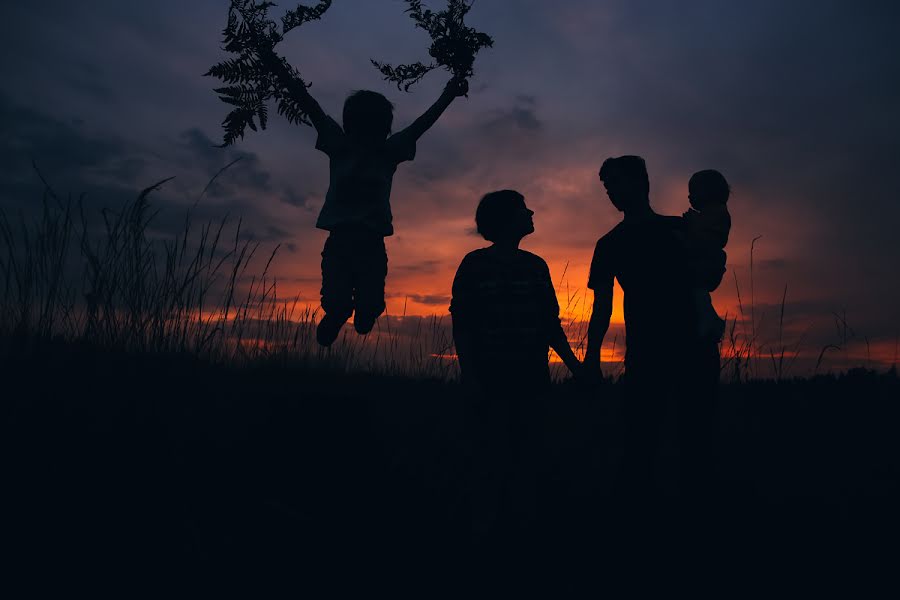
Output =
[{"x1": 320, "y1": 229, "x2": 388, "y2": 320}]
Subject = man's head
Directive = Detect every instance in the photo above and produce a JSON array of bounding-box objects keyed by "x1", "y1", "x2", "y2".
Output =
[
  {"x1": 688, "y1": 169, "x2": 730, "y2": 211},
  {"x1": 343, "y1": 90, "x2": 394, "y2": 141},
  {"x1": 475, "y1": 190, "x2": 534, "y2": 243},
  {"x1": 598, "y1": 155, "x2": 650, "y2": 212}
]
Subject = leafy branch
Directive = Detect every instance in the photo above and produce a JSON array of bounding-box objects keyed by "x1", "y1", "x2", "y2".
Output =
[
  {"x1": 372, "y1": 0, "x2": 494, "y2": 92},
  {"x1": 205, "y1": 0, "x2": 332, "y2": 146}
]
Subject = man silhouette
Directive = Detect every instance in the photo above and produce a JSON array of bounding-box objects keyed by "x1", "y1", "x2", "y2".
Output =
[{"x1": 584, "y1": 156, "x2": 724, "y2": 501}]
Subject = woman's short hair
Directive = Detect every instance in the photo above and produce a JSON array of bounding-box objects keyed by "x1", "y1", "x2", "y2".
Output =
[{"x1": 475, "y1": 190, "x2": 525, "y2": 242}]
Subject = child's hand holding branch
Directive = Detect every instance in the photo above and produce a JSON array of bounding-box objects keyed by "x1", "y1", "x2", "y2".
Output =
[
  {"x1": 205, "y1": 0, "x2": 332, "y2": 146},
  {"x1": 373, "y1": 1, "x2": 493, "y2": 92},
  {"x1": 446, "y1": 77, "x2": 469, "y2": 98}
]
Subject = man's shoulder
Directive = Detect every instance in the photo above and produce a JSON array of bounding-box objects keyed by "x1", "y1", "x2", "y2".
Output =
[{"x1": 595, "y1": 220, "x2": 627, "y2": 249}]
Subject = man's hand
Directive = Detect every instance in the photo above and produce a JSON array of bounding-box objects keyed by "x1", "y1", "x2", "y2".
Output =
[
  {"x1": 446, "y1": 77, "x2": 469, "y2": 98},
  {"x1": 579, "y1": 360, "x2": 606, "y2": 386}
]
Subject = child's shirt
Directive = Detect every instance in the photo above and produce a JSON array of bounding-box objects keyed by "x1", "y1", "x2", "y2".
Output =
[{"x1": 314, "y1": 116, "x2": 417, "y2": 237}]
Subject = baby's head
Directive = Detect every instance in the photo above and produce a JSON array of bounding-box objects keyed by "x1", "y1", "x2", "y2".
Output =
[
  {"x1": 688, "y1": 170, "x2": 730, "y2": 211},
  {"x1": 343, "y1": 90, "x2": 394, "y2": 141}
]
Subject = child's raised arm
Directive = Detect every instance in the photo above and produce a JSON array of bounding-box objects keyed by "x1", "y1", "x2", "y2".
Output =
[
  {"x1": 400, "y1": 77, "x2": 468, "y2": 142},
  {"x1": 280, "y1": 74, "x2": 334, "y2": 134},
  {"x1": 263, "y1": 54, "x2": 335, "y2": 134}
]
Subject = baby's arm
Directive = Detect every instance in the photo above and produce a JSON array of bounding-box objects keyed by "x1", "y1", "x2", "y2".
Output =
[{"x1": 400, "y1": 78, "x2": 468, "y2": 142}]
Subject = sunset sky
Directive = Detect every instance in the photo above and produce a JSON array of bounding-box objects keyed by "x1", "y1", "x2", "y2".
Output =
[{"x1": 2, "y1": 0, "x2": 899, "y2": 372}]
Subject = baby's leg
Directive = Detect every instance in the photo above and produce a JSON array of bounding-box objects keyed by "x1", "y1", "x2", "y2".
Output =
[
  {"x1": 351, "y1": 238, "x2": 388, "y2": 335},
  {"x1": 317, "y1": 233, "x2": 354, "y2": 346}
]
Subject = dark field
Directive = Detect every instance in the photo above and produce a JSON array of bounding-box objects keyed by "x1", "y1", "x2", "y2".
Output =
[
  {"x1": 5, "y1": 341, "x2": 899, "y2": 594},
  {"x1": 3, "y1": 186, "x2": 899, "y2": 593}
]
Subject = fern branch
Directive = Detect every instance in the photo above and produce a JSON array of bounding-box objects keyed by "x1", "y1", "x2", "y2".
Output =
[
  {"x1": 373, "y1": 0, "x2": 493, "y2": 91},
  {"x1": 205, "y1": 1, "x2": 332, "y2": 146}
]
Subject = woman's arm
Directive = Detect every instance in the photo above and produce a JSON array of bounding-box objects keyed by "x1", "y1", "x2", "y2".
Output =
[
  {"x1": 551, "y1": 335, "x2": 582, "y2": 377},
  {"x1": 450, "y1": 256, "x2": 478, "y2": 384},
  {"x1": 543, "y1": 264, "x2": 582, "y2": 377}
]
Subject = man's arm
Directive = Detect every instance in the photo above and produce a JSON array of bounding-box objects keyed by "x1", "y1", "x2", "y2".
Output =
[
  {"x1": 585, "y1": 237, "x2": 615, "y2": 371},
  {"x1": 400, "y1": 78, "x2": 468, "y2": 142},
  {"x1": 585, "y1": 281, "x2": 613, "y2": 370}
]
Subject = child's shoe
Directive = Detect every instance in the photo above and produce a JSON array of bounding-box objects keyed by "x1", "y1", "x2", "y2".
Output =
[{"x1": 317, "y1": 312, "x2": 348, "y2": 347}]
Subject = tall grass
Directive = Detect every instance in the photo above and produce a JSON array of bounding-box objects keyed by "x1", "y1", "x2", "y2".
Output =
[
  {"x1": 0, "y1": 171, "x2": 456, "y2": 380},
  {"x1": 717, "y1": 236, "x2": 889, "y2": 381},
  {"x1": 544, "y1": 233, "x2": 886, "y2": 382},
  {"x1": 1, "y1": 169, "x2": 885, "y2": 382}
]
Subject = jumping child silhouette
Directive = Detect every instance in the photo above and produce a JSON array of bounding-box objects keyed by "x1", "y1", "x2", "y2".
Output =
[
  {"x1": 682, "y1": 169, "x2": 731, "y2": 341},
  {"x1": 278, "y1": 72, "x2": 469, "y2": 345}
]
